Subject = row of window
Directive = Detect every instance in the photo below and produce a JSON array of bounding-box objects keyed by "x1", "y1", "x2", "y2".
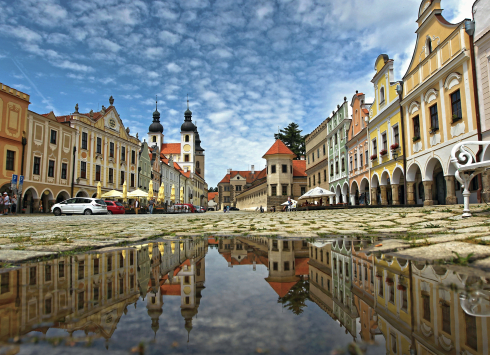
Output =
[
  {"x1": 82, "y1": 132, "x2": 136, "y2": 164},
  {"x1": 80, "y1": 162, "x2": 135, "y2": 186},
  {"x1": 267, "y1": 164, "x2": 292, "y2": 174},
  {"x1": 31, "y1": 157, "x2": 68, "y2": 179}
]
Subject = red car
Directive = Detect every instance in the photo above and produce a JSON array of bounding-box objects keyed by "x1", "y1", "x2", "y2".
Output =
[{"x1": 104, "y1": 200, "x2": 125, "y2": 214}]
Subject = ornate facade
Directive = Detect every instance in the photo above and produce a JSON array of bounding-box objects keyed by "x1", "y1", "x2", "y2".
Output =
[{"x1": 401, "y1": 0, "x2": 479, "y2": 206}]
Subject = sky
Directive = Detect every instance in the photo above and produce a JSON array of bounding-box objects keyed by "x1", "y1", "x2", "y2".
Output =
[{"x1": 0, "y1": 0, "x2": 474, "y2": 188}]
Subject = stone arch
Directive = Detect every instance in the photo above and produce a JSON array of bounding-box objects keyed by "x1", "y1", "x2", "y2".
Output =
[
  {"x1": 350, "y1": 180, "x2": 359, "y2": 195},
  {"x1": 76, "y1": 189, "x2": 89, "y2": 197},
  {"x1": 424, "y1": 156, "x2": 445, "y2": 181},
  {"x1": 380, "y1": 170, "x2": 391, "y2": 186},
  {"x1": 56, "y1": 190, "x2": 70, "y2": 203},
  {"x1": 342, "y1": 182, "x2": 349, "y2": 196},
  {"x1": 392, "y1": 166, "x2": 404, "y2": 185},
  {"x1": 40, "y1": 188, "x2": 54, "y2": 213},
  {"x1": 406, "y1": 162, "x2": 423, "y2": 182},
  {"x1": 91, "y1": 192, "x2": 97, "y2": 198},
  {"x1": 22, "y1": 187, "x2": 39, "y2": 214},
  {"x1": 335, "y1": 184, "x2": 342, "y2": 203},
  {"x1": 23, "y1": 186, "x2": 39, "y2": 200},
  {"x1": 371, "y1": 173, "x2": 380, "y2": 188},
  {"x1": 360, "y1": 177, "x2": 370, "y2": 192}
]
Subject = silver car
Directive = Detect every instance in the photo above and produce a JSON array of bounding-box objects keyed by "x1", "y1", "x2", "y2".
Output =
[{"x1": 51, "y1": 197, "x2": 107, "y2": 216}]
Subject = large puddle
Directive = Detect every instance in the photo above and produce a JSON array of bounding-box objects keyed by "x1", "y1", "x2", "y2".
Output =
[{"x1": 0, "y1": 236, "x2": 489, "y2": 354}]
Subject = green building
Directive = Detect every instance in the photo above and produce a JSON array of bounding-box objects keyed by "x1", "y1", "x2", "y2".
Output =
[
  {"x1": 138, "y1": 141, "x2": 152, "y2": 198},
  {"x1": 327, "y1": 98, "x2": 351, "y2": 204}
]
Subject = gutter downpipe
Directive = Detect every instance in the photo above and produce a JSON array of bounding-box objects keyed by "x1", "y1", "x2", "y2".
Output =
[
  {"x1": 71, "y1": 146, "x2": 76, "y2": 198},
  {"x1": 397, "y1": 82, "x2": 408, "y2": 205},
  {"x1": 466, "y1": 17, "x2": 483, "y2": 202},
  {"x1": 20, "y1": 136, "x2": 27, "y2": 213},
  {"x1": 366, "y1": 117, "x2": 371, "y2": 205}
]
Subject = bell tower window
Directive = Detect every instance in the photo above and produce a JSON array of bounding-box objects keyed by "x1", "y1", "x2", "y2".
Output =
[
  {"x1": 185, "y1": 135, "x2": 190, "y2": 142},
  {"x1": 152, "y1": 136, "x2": 156, "y2": 143}
]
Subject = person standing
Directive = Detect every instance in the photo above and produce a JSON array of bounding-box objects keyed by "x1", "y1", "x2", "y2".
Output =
[
  {"x1": 11, "y1": 194, "x2": 17, "y2": 215},
  {"x1": 134, "y1": 199, "x2": 139, "y2": 215},
  {"x1": 149, "y1": 198, "x2": 155, "y2": 214},
  {"x1": 0, "y1": 194, "x2": 4, "y2": 215},
  {"x1": 3, "y1": 192, "x2": 10, "y2": 215}
]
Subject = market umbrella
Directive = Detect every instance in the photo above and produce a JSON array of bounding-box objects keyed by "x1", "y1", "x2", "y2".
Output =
[
  {"x1": 298, "y1": 186, "x2": 336, "y2": 200},
  {"x1": 128, "y1": 189, "x2": 150, "y2": 198},
  {"x1": 122, "y1": 181, "x2": 127, "y2": 203},
  {"x1": 180, "y1": 186, "x2": 184, "y2": 203},
  {"x1": 171, "y1": 184, "x2": 175, "y2": 202},
  {"x1": 101, "y1": 190, "x2": 123, "y2": 198},
  {"x1": 281, "y1": 199, "x2": 297, "y2": 206},
  {"x1": 158, "y1": 182, "x2": 164, "y2": 203},
  {"x1": 96, "y1": 182, "x2": 102, "y2": 199},
  {"x1": 148, "y1": 180, "x2": 154, "y2": 200}
]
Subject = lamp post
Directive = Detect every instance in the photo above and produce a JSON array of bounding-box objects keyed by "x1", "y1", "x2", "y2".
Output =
[{"x1": 396, "y1": 82, "x2": 407, "y2": 205}]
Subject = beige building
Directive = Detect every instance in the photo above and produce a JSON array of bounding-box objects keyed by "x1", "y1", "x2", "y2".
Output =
[
  {"x1": 22, "y1": 110, "x2": 77, "y2": 213},
  {"x1": 54, "y1": 97, "x2": 141, "y2": 199},
  {"x1": 225, "y1": 140, "x2": 307, "y2": 211},
  {"x1": 305, "y1": 118, "x2": 330, "y2": 191}
]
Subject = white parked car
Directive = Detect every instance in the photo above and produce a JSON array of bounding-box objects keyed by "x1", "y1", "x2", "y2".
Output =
[{"x1": 51, "y1": 197, "x2": 108, "y2": 216}]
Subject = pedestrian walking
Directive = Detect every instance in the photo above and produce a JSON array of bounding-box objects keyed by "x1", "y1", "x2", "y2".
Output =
[
  {"x1": 11, "y1": 194, "x2": 17, "y2": 215},
  {"x1": 149, "y1": 198, "x2": 155, "y2": 214},
  {"x1": 3, "y1": 192, "x2": 10, "y2": 215}
]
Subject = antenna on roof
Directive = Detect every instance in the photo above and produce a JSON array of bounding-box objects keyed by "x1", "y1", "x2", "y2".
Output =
[
  {"x1": 156, "y1": 95, "x2": 158, "y2": 110},
  {"x1": 187, "y1": 94, "x2": 189, "y2": 109}
]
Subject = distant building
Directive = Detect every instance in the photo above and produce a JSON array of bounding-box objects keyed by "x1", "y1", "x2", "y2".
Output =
[
  {"x1": 207, "y1": 191, "x2": 218, "y2": 210},
  {"x1": 218, "y1": 139, "x2": 307, "y2": 211}
]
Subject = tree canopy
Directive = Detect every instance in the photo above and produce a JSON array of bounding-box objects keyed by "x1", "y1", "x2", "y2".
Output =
[
  {"x1": 274, "y1": 122, "x2": 305, "y2": 159},
  {"x1": 277, "y1": 276, "x2": 310, "y2": 315}
]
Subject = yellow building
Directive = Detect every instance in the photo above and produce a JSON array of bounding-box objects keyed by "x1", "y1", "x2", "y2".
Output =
[
  {"x1": 54, "y1": 96, "x2": 140, "y2": 198},
  {"x1": 401, "y1": 0, "x2": 479, "y2": 205},
  {"x1": 0, "y1": 83, "x2": 30, "y2": 194},
  {"x1": 374, "y1": 255, "x2": 412, "y2": 355},
  {"x1": 368, "y1": 55, "x2": 405, "y2": 205}
]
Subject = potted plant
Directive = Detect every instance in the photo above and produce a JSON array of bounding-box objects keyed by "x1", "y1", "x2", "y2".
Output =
[
  {"x1": 397, "y1": 284, "x2": 406, "y2": 291},
  {"x1": 429, "y1": 127, "x2": 438, "y2": 134},
  {"x1": 452, "y1": 113, "x2": 462, "y2": 123},
  {"x1": 412, "y1": 136, "x2": 420, "y2": 142},
  {"x1": 390, "y1": 143, "x2": 399, "y2": 151},
  {"x1": 379, "y1": 149, "x2": 387, "y2": 156},
  {"x1": 370, "y1": 154, "x2": 377, "y2": 161},
  {"x1": 385, "y1": 277, "x2": 394, "y2": 286}
]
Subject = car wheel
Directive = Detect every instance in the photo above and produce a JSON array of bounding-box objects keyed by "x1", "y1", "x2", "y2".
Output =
[
  {"x1": 53, "y1": 208, "x2": 61, "y2": 216},
  {"x1": 84, "y1": 209, "x2": 92, "y2": 215},
  {"x1": 107, "y1": 211, "x2": 113, "y2": 215}
]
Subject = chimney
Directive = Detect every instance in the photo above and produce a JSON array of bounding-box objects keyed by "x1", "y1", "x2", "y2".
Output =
[
  {"x1": 184, "y1": 166, "x2": 188, "y2": 173},
  {"x1": 300, "y1": 155, "x2": 305, "y2": 160},
  {"x1": 251, "y1": 165, "x2": 255, "y2": 174},
  {"x1": 227, "y1": 168, "x2": 231, "y2": 174}
]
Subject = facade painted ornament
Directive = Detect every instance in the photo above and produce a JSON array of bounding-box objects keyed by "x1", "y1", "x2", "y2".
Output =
[
  {"x1": 424, "y1": 88, "x2": 438, "y2": 103},
  {"x1": 409, "y1": 101, "x2": 420, "y2": 115},
  {"x1": 444, "y1": 72, "x2": 462, "y2": 90}
]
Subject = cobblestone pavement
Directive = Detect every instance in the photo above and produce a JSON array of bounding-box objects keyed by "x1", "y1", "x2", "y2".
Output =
[{"x1": 1, "y1": 205, "x2": 490, "y2": 267}]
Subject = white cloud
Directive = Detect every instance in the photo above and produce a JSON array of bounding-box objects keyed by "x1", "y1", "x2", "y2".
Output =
[
  {"x1": 89, "y1": 37, "x2": 122, "y2": 52},
  {"x1": 257, "y1": 5, "x2": 274, "y2": 19},
  {"x1": 159, "y1": 30, "x2": 181, "y2": 45},
  {"x1": 54, "y1": 60, "x2": 94, "y2": 72},
  {"x1": 0, "y1": 25, "x2": 42, "y2": 42},
  {"x1": 166, "y1": 62, "x2": 182, "y2": 73}
]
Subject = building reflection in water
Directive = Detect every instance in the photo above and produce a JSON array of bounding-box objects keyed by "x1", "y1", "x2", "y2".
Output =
[{"x1": 0, "y1": 235, "x2": 489, "y2": 355}]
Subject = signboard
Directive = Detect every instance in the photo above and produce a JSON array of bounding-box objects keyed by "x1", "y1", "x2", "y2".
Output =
[
  {"x1": 11, "y1": 175, "x2": 18, "y2": 191},
  {"x1": 18, "y1": 175, "x2": 24, "y2": 195}
]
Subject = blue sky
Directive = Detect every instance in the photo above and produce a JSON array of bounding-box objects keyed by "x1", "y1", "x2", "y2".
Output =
[{"x1": 0, "y1": 0, "x2": 473, "y2": 187}]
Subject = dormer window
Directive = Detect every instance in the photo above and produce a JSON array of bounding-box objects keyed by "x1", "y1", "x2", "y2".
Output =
[{"x1": 380, "y1": 87, "x2": 385, "y2": 104}]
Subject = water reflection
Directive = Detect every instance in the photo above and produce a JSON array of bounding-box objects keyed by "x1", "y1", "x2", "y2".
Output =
[{"x1": 0, "y1": 236, "x2": 489, "y2": 354}]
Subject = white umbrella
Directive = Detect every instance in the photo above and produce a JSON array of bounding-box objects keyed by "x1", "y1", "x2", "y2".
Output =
[
  {"x1": 127, "y1": 189, "x2": 150, "y2": 198},
  {"x1": 298, "y1": 186, "x2": 336, "y2": 200},
  {"x1": 101, "y1": 190, "x2": 123, "y2": 198},
  {"x1": 281, "y1": 199, "x2": 297, "y2": 206}
]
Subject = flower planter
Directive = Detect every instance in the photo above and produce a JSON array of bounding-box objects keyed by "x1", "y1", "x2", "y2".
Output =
[
  {"x1": 379, "y1": 150, "x2": 387, "y2": 156},
  {"x1": 412, "y1": 136, "x2": 420, "y2": 143},
  {"x1": 390, "y1": 143, "x2": 399, "y2": 150},
  {"x1": 397, "y1": 285, "x2": 406, "y2": 291},
  {"x1": 370, "y1": 154, "x2": 377, "y2": 161},
  {"x1": 452, "y1": 116, "x2": 462, "y2": 123}
]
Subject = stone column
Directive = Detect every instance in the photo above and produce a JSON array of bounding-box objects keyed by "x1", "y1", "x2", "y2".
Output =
[
  {"x1": 407, "y1": 183, "x2": 416, "y2": 205},
  {"x1": 445, "y1": 176, "x2": 457, "y2": 204},
  {"x1": 329, "y1": 196, "x2": 334, "y2": 205},
  {"x1": 350, "y1": 194, "x2": 356, "y2": 205},
  {"x1": 423, "y1": 181, "x2": 435, "y2": 206},
  {"x1": 481, "y1": 170, "x2": 490, "y2": 202},
  {"x1": 391, "y1": 184, "x2": 400, "y2": 205},
  {"x1": 380, "y1": 186, "x2": 388, "y2": 205},
  {"x1": 370, "y1": 187, "x2": 377, "y2": 206},
  {"x1": 33, "y1": 199, "x2": 40, "y2": 213}
]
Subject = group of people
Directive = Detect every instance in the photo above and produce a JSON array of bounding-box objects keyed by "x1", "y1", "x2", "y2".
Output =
[{"x1": 0, "y1": 192, "x2": 18, "y2": 215}]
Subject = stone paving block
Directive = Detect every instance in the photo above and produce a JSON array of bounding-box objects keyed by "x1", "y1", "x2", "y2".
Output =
[
  {"x1": 396, "y1": 217, "x2": 427, "y2": 225},
  {"x1": 367, "y1": 221, "x2": 397, "y2": 227},
  {"x1": 371, "y1": 228, "x2": 409, "y2": 233},
  {"x1": 387, "y1": 242, "x2": 490, "y2": 262},
  {"x1": 0, "y1": 250, "x2": 56, "y2": 263},
  {"x1": 454, "y1": 226, "x2": 490, "y2": 234}
]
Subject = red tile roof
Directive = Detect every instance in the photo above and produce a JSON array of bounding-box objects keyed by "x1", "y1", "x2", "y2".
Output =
[
  {"x1": 267, "y1": 281, "x2": 298, "y2": 298},
  {"x1": 208, "y1": 192, "x2": 218, "y2": 201},
  {"x1": 161, "y1": 143, "x2": 181, "y2": 155},
  {"x1": 362, "y1": 108, "x2": 369, "y2": 114},
  {"x1": 263, "y1": 139, "x2": 296, "y2": 158},
  {"x1": 208, "y1": 237, "x2": 219, "y2": 245},
  {"x1": 295, "y1": 258, "x2": 310, "y2": 276},
  {"x1": 219, "y1": 170, "x2": 263, "y2": 184},
  {"x1": 292, "y1": 160, "x2": 306, "y2": 177}
]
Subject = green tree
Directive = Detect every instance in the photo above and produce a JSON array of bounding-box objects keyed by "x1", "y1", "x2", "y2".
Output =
[
  {"x1": 277, "y1": 276, "x2": 310, "y2": 315},
  {"x1": 274, "y1": 122, "x2": 305, "y2": 158}
]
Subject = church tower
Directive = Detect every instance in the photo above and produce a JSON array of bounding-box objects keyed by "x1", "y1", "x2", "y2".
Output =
[
  {"x1": 194, "y1": 124, "x2": 205, "y2": 179},
  {"x1": 180, "y1": 97, "x2": 196, "y2": 173},
  {"x1": 148, "y1": 97, "x2": 164, "y2": 148}
]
